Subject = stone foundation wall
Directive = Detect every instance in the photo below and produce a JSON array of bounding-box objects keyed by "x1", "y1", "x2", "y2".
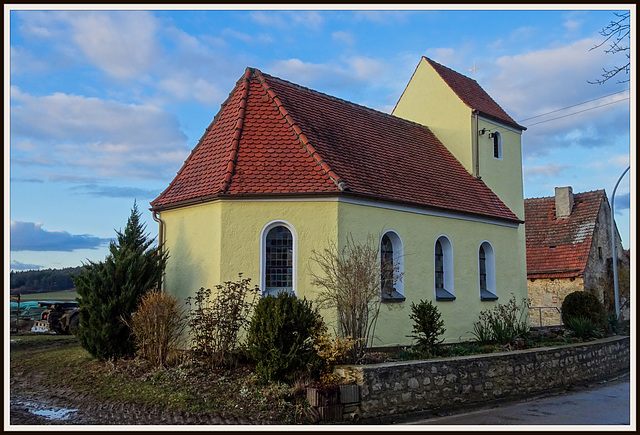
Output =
[{"x1": 334, "y1": 336, "x2": 629, "y2": 421}]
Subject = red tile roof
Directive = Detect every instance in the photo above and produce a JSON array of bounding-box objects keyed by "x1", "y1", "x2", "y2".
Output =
[
  {"x1": 424, "y1": 57, "x2": 526, "y2": 132},
  {"x1": 151, "y1": 68, "x2": 520, "y2": 224},
  {"x1": 524, "y1": 190, "x2": 606, "y2": 279}
]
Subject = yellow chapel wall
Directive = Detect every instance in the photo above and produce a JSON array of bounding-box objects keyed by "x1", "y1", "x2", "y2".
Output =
[
  {"x1": 476, "y1": 118, "x2": 525, "y2": 221},
  {"x1": 160, "y1": 202, "x2": 223, "y2": 306},
  {"x1": 336, "y1": 200, "x2": 528, "y2": 346},
  {"x1": 159, "y1": 199, "x2": 340, "y2": 310},
  {"x1": 158, "y1": 197, "x2": 528, "y2": 348},
  {"x1": 392, "y1": 57, "x2": 474, "y2": 172}
]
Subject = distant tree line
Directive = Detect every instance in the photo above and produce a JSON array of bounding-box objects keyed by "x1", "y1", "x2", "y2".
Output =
[{"x1": 10, "y1": 267, "x2": 82, "y2": 294}]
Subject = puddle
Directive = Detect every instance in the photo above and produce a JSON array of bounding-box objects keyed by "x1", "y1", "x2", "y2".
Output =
[
  {"x1": 12, "y1": 399, "x2": 78, "y2": 421},
  {"x1": 31, "y1": 407, "x2": 78, "y2": 420}
]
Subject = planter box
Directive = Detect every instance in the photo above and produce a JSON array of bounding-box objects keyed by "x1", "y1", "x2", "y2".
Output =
[
  {"x1": 307, "y1": 387, "x2": 340, "y2": 407},
  {"x1": 318, "y1": 404, "x2": 343, "y2": 422},
  {"x1": 339, "y1": 384, "x2": 360, "y2": 404}
]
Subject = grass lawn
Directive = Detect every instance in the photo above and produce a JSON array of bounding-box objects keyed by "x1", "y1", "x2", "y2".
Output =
[{"x1": 13, "y1": 289, "x2": 78, "y2": 302}]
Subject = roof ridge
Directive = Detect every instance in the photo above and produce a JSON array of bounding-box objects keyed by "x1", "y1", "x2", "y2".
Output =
[
  {"x1": 150, "y1": 70, "x2": 251, "y2": 206},
  {"x1": 525, "y1": 188, "x2": 607, "y2": 201},
  {"x1": 423, "y1": 56, "x2": 526, "y2": 131},
  {"x1": 254, "y1": 69, "x2": 347, "y2": 191},
  {"x1": 219, "y1": 68, "x2": 251, "y2": 193},
  {"x1": 260, "y1": 70, "x2": 434, "y2": 132}
]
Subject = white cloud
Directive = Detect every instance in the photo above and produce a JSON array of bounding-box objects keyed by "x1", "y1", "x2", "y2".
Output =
[
  {"x1": 221, "y1": 28, "x2": 255, "y2": 44},
  {"x1": 9, "y1": 47, "x2": 51, "y2": 75},
  {"x1": 479, "y1": 37, "x2": 630, "y2": 159},
  {"x1": 65, "y1": 11, "x2": 160, "y2": 80},
  {"x1": 12, "y1": 10, "x2": 161, "y2": 80},
  {"x1": 332, "y1": 31, "x2": 355, "y2": 46},
  {"x1": 249, "y1": 11, "x2": 324, "y2": 31},
  {"x1": 352, "y1": 10, "x2": 411, "y2": 24},
  {"x1": 523, "y1": 162, "x2": 570, "y2": 179},
  {"x1": 10, "y1": 89, "x2": 189, "y2": 180}
]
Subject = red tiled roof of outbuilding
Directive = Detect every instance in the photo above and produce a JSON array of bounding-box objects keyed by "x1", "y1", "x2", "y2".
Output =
[
  {"x1": 151, "y1": 68, "x2": 520, "y2": 224},
  {"x1": 424, "y1": 57, "x2": 526, "y2": 131},
  {"x1": 524, "y1": 190, "x2": 606, "y2": 279}
]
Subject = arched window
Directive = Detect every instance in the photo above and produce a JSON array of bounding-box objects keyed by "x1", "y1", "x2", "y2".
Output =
[
  {"x1": 479, "y1": 241, "x2": 497, "y2": 301},
  {"x1": 491, "y1": 131, "x2": 502, "y2": 159},
  {"x1": 435, "y1": 235, "x2": 455, "y2": 301},
  {"x1": 260, "y1": 221, "x2": 296, "y2": 296},
  {"x1": 380, "y1": 231, "x2": 404, "y2": 302}
]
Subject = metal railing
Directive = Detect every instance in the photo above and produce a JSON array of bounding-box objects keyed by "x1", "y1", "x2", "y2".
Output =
[{"x1": 529, "y1": 306, "x2": 562, "y2": 327}]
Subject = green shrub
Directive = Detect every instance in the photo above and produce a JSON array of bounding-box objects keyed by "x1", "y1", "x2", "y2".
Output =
[
  {"x1": 561, "y1": 291, "x2": 606, "y2": 328},
  {"x1": 607, "y1": 312, "x2": 620, "y2": 334},
  {"x1": 247, "y1": 292, "x2": 322, "y2": 384},
  {"x1": 186, "y1": 275, "x2": 259, "y2": 368},
  {"x1": 73, "y1": 203, "x2": 168, "y2": 361},
  {"x1": 471, "y1": 295, "x2": 529, "y2": 345},
  {"x1": 565, "y1": 316, "x2": 603, "y2": 340},
  {"x1": 123, "y1": 290, "x2": 186, "y2": 368},
  {"x1": 408, "y1": 299, "x2": 445, "y2": 352}
]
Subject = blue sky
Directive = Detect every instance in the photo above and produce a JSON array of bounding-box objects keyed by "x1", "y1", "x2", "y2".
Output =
[{"x1": 6, "y1": 6, "x2": 634, "y2": 271}]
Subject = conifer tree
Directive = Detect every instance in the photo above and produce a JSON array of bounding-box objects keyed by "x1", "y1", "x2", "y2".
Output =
[{"x1": 73, "y1": 202, "x2": 168, "y2": 360}]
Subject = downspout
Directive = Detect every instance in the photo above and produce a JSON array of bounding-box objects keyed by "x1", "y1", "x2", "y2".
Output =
[
  {"x1": 472, "y1": 110, "x2": 480, "y2": 179},
  {"x1": 152, "y1": 210, "x2": 165, "y2": 291}
]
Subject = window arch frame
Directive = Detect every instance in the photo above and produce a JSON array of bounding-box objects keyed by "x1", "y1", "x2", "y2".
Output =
[
  {"x1": 379, "y1": 230, "x2": 405, "y2": 302},
  {"x1": 478, "y1": 240, "x2": 498, "y2": 301},
  {"x1": 491, "y1": 130, "x2": 503, "y2": 160},
  {"x1": 260, "y1": 220, "x2": 297, "y2": 297},
  {"x1": 434, "y1": 235, "x2": 455, "y2": 301}
]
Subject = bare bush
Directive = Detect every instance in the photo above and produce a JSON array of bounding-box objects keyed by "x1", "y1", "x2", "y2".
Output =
[
  {"x1": 187, "y1": 274, "x2": 259, "y2": 368},
  {"x1": 123, "y1": 290, "x2": 186, "y2": 368},
  {"x1": 310, "y1": 234, "x2": 401, "y2": 363}
]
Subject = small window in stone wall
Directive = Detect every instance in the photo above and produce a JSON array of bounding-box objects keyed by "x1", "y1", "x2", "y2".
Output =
[{"x1": 598, "y1": 246, "x2": 603, "y2": 259}]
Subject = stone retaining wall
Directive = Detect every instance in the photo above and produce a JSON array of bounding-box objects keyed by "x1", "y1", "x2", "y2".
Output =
[{"x1": 334, "y1": 336, "x2": 630, "y2": 421}]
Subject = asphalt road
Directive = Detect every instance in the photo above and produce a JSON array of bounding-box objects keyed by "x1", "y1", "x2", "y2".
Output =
[{"x1": 406, "y1": 373, "x2": 632, "y2": 426}]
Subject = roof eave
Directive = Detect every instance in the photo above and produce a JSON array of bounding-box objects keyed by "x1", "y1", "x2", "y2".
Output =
[
  {"x1": 151, "y1": 190, "x2": 523, "y2": 226},
  {"x1": 475, "y1": 109, "x2": 527, "y2": 131}
]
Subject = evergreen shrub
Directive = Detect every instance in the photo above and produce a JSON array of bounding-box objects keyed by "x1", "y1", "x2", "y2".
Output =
[
  {"x1": 73, "y1": 203, "x2": 168, "y2": 361},
  {"x1": 247, "y1": 292, "x2": 322, "y2": 384},
  {"x1": 561, "y1": 291, "x2": 606, "y2": 328},
  {"x1": 408, "y1": 299, "x2": 446, "y2": 352}
]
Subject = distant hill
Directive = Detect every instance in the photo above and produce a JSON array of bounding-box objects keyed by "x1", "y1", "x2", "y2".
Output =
[{"x1": 10, "y1": 266, "x2": 82, "y2": 295}]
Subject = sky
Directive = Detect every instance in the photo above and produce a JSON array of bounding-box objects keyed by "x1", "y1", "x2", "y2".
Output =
[{"x1": 6, "y1": 5, "x2": 634, "y2": 272}]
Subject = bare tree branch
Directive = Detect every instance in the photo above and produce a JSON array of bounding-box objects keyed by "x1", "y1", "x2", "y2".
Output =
[{"x1": 589, "y1": 11, "x2": 631, "y2": 85}]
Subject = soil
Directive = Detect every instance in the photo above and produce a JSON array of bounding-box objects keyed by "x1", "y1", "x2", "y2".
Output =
[
  {"x1": 10, "y1": 369, "x2": 271, "y2": 426},
  {"x1": 8, "y1": 333, "x2": 308, "y2": 426}
]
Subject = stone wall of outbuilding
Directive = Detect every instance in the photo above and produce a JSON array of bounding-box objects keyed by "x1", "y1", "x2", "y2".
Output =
[{"x1": 527, "y1": 277, "x2": 583, "y2": 326}]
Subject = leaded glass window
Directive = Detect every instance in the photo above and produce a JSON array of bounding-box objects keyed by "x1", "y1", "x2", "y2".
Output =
[
  {"x1": 435, "y1": 240, "x2": 444, "y2": 290},
  {"x1": 493, "y1": 131, "x2": 502, "y2": 159},
  {"x1": 479, "y1": 245, "x2": 487, "y2": 292},
  {"x1": 381, "y1": 234, "x2": 394, "y2": 297},
  {"x1": 265, "y1": 225, "x2": 293, "y2": 294}
]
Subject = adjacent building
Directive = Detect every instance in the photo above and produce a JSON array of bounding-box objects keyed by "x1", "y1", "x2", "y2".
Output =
[{"x1": 525, "y1": 187, "x2": 627, "y2": 326}]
